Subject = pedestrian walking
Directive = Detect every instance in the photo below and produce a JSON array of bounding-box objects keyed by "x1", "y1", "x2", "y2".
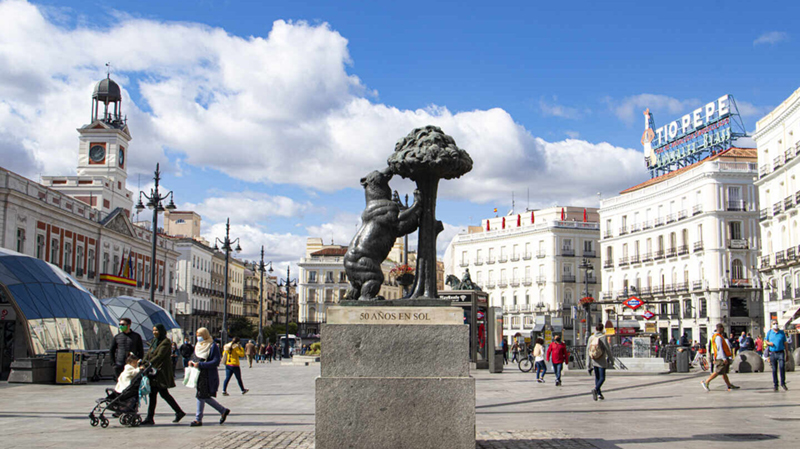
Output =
[
  {"x1": 701, "y1": 323, "x2": 739, "y2": 392},
  {"x1": 188, "y1": 328, "x2": 230, "y2": 427},
  {"x1": 171, "y1": 342, "x2": 180, "y2": 371},
  {"x1": 511, "y1": 341, "x2": 520, "y2": 364},
  {"x1": 741, "y1": 333, "x2": 755, "y2": 352},
  {"x1": 533, "y1": 338, "x2": 546, "y2": 382},
  {"x1": 728, "y1": 333, "x2": 740, "y2": 356},
  {"x1": 502, "y1": 339, "x2": 509, "y2": 365},
  {"x1": 222, "y1": 337, "x2": 248, "y2": 395},
  {"x1": 245, "y1": 340, "x2": 256, "y2": 368},
  {"x1": 259, "y1": 343, "x2": 267, "y2": 363},
  {"x1": 586, "y1": 323, "x2": 613, "y2": 401},
  {"x1": 546, "y1": 335, "x2": 567, "y2": 386},
  {"x1": 755, "y1": 335, "x2": 764, "y2": 356},
  {"x1": 141, "y1": 324, "x2": 186, "y2": 425},
  {"x1": 180, "y1": 338, "x2": 194, "y2": 368},
  {"x1": 765, "y1": 320, "x2": 789, "y2": 391},
  {"x1": 266, "y1": 343, "x2": 273, "y2": 363},
  {"x1": 109, "y1": 317, "x2": 144, "y2": 380}
]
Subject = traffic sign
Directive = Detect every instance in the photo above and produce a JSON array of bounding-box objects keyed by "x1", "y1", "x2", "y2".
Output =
[
  {"x1": 476, "y1": 310, "x2": 485, "y2": 320},
  {"x1": 642, "y1": 310, "x2": 655, "y2": 320},
  {"x1": 624, "y1": 296, "x2": 644, "y2": 310}
]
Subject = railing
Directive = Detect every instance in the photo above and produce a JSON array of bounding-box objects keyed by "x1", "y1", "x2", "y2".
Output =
[
  {"x1": 786, "y1": 196, "x2": 795, "y2": 211},
  {"x1": 536, "y1": 250, "x2": 546, "y2": 258},
  {"x1": 666, "y1": 213, "x2": 677, "y2": 223},
  {"x1": 694, "y1": 241, "x2": 704, "y2": 252},
  {"x1": 583, "y1": 250, "x2": 596, "y2": 258},
  {"x1": 510, "y1": 254, "x2": 520, "y2": 262},
  {"x1": 727, "y1": 200, "x2": 746, "y2": 211},
  {"x1": 675, "y1": 282, "x2": 689, "y2": 292},
  {"x1": 603, "y1": 260, "x2": 614, "y2": 269},
  {"x1": 567, "y1": 346, "x2": 586, "y2": 369},
  {"x1": 728, "y1": 239, "x2": 748, "y2": 249},
  {"x1": 522, "y1": 277, "x2": 533, "y2": 286},
  {"x1": 474, "y1": 257, "x2": 484, "y2": 266},
  {"x1": 522, "y1": 252, "x2": 532, "y2": 260},
  {"x1": 666, "y1": 247, "x2": 677, "y2": 258},
  {"x1": 774, "y1": 154, "x2": 785, "y2": 169},
  {"x1": 87, "y1": 271, "x2": 95, "y2": 279},
  {"x1": 642, "y1": 252, "x2": 653, "y2": 262},
  {"x1": 774, "y1": 202, "x2": 783, "y2": 215},
  {"x1": 619, "y1": 226, "x2": 628, "y2": 235},
  {"x1": 586, "y1": 276, "x2": 598, "y2": 284},
  {"x1": 652, "y1": 285, "x2": 664, "y2": 296},
  {"x1": 640, "y1": 286, "x2": 651, "y2": 296},
  {"x1": 693, "y1": 205, "x2": 702, "y2": 215},
  {"x1": 498, "y1": 256, "x2": 508, "y2": 263},
  {"x1": 677, "y1": 245, "x2": 689, "y2": 256},
  {"x1": 787, "y1": 147, "x2": 797, "y2": 162},
  {"x1": 692, "y1": 280, "x2": 704, "y2": 291},
  {"x1": 459, "y1": 261, "x2": 469, "y2": 267},
  {"x1": 678, "y1": 210, "x2": 688, "y2": 220},
  {"x1": 486, "y1": 281, "x2": 496, "y2": 289},
  {"x1": 486, "y1": 257, "x2": 496, "y2": 264},
  {"x1": 654, "y1": 217, "x2": 665, "y2": 227},
  {"x1": 618, "y1": 257, "x2": 629, "y2": 266},
  {"x1": 654, "y1": 250, "x2": 665, "y2": 260},
  {"x1": 775, "y1": 250, "x2": 786, "y2": 265},
  {"x1": 561, "y1": 248, "x2": 575, "y2": 257},
  {"x1": 631, "y1": 223, "x2": 641, "y2": 233},
  {"x1": 759, "y1": 164, "x2": 769, "y2": 178},
  {"x1": 498, "y1": 280, "x2": 508, "y2": 288},
  {"x1": 630, "y1": 254, "x2": 640, "y2": 264},
  {"x1": 76, "y1": 268, "x2": 84, "y2": 277},
  {"x1": 536, "y1": 276, "x2": 547, "y2": 285},
  {"x1": 510, "y1": 279, "x2": 520, "y2": 287},
  {"x1": 760, "y1": 208, "x2": 769, "y2": 220},
  {"x1": 562, "y1": 275, "x2": 576, "y2": 283},
  {"x1": 784, "y1": 289, "x2": 793, "y2": 300},
  {"x1": 760, "y1": 255, "x2": 771, "y2": 269},
  {"x1": 787, "y1": 247, "x2": 797, "y2": 260},
  {"x1": 730, "y1": 278, "x2": 751, "y2": 288},
  {"x1": 642, "y1": 220, "x2": 653, "y2": 230},
  {"x1": 604, "y1": 230, "x2": 613, "y2": 239}
]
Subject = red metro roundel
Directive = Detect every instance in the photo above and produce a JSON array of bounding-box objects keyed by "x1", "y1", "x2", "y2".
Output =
[
  {"x1": 624, "y1": 296, "x2": 643, "y2": 310},
  {"x1": 642, "y1": 310, "x2": 655, "y2": 320}
]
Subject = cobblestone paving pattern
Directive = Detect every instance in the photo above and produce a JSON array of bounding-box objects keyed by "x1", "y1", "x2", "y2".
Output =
[{"x1": 196, "y1": 430, "x2": 598, "y2": 449}]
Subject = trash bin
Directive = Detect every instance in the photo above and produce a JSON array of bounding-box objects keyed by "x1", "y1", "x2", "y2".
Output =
[
  {"x1": 676, "y1": 347, "x2": 690, "y2": 373},
  {"x1": 55, "y1": 350, "x2": 88, "y2": 384}
]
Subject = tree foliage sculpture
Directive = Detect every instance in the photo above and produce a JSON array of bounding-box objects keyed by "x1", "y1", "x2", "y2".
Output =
[{"x1": 388, "y1": 126, "x2": 473, "y2": 299}]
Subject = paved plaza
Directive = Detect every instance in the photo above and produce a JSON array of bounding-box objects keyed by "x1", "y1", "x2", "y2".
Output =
[{"x1": 0, "y1": 362, "x2": 798, "y2": 449}]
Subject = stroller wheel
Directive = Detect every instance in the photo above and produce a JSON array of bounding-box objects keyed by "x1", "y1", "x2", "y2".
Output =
[
  {"x1": 90, "y1": 416, "x2": 99, "y2": 427},
  {"x1": 133, "y1": 415, "x2": 142, "y2": 427},
  {"x1": 100, "y1": 417, "x2": 109, "y2": 428},
  {"x1": 120, "y1": 414, "x2": 129, "y2": 426}
]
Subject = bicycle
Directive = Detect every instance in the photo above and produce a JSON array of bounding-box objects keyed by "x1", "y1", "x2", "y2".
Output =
[
  {"x1": 518, "y1": 351, "x2": 533, "y2": 372},
  {"x1": 692, "y1": 352, "x2": 709, "y2": 371}
]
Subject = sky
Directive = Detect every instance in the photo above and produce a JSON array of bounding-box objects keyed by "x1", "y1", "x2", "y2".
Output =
[{"x1": 1, "y1": 0, "x2": 799, "y2": 270}]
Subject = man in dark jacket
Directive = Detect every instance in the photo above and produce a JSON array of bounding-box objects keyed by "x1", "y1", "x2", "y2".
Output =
[
  {"x1": 180, "y1": 338, "x2": 194, "y2": 368},
  {"x1": 109, "y1": 318, "x2": 144, "y2": 379}
]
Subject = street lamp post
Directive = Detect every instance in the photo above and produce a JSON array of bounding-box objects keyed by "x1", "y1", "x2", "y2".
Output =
[
  {"x1": 580, "y1": 258, "x2": 594, "y2": 344},
  {"x1": 253, "y1": 246, "x2": 273, "y2": 346},
  {"x1": 214, "y1": 218, "x2": 241, "y2": 344},
  {"x1": 277, "y1": 265, "x2": 296, "y2": 358},
  {"x1": 135, "y1": 163, "x2": 176, "y2": 310}
]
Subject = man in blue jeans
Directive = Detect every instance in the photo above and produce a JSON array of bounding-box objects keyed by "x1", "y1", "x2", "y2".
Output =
[
  {"x1": 765, "y1": 320, "x2": 789, "y2": 392},
  {"x1": 586, "y1": 323, "x2": 614, "y2": 401}
]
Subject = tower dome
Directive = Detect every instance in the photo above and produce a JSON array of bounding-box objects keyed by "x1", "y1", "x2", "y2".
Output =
[{"x1": 93, "y1": 77, "x2": 122, "y2": 102}]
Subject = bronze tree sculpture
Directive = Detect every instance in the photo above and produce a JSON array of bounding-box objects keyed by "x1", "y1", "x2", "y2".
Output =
[{"x1": 388, "y1": 126, "x2": 473, "y2": 299}]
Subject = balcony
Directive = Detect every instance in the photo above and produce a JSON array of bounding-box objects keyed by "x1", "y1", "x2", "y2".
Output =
[
  {"x1": 510, "y1": 278, "x2": 520, "y2": 287},
  {"x1": 604, "y1": 230, "x2": 614, "y2": 239},
  {"x1": 693, "y1": 205, "x2": 703, "y2": 215},
  {"x1": 76, "y1": 268, "x2": 84, "y2": 277},
  {"x1": 787, "y1": 247, "x2": 797, "y2": 260},
  {"x1": 666, "y1": 248, "x2": 677, "y2": 258},
  {"x1": 642, "y1": 252, "x2": 653, "y2": 262},
  {"x1": 654, "y1": 217, "x2": 665, "y2": 227},
  {"x1": 522, "y1": 277, "x2": 533, "y2": 286},
  {"x1": 603, "y1": 260, "x2": 614, "y2": 269},
  {"x1": 631, "y1": 223, "x2": 641, "y2": 233},
  {"x1": 678, "y1": 210, "x2": 688, "y2": 220},
  {"x1": 486, "y1": 257, "x2": 496, "y2": 265},
  {"x1": 675, "y1": 282, "x2": 689, "y2": 293},
  {"x1": 788, "y1": 146, "x2": 797, "y2": 162},
  {"x1": 786, "y1": 196, "x2": 795, "y2": 211},
  {"x1": 536, "y1": 250, "x2": 546, "y2": 258},
  {"x1": 760, "y1": 255, "x2": 771, "y2": 269},
  {"x1": 586, "y1": 276, "x2": 598, "y2": 284},
  {"x1": 759, "y1": 164, "x2": 769, "y2": 178},
  {"x1": 654, "y1": 250, "x2": 665, "y2": 260},
  {"x1": 522, "y1": 252, "x2": 532, "y2": 260},
  {"x1": 486, "y1": 281, "x2": 496, "y2": 289},
  {"x1": 619, "y1": 226, "x2": 628, "y2": 235},
  {"x1": 562, "y1": 274, "x2": 576, "y2": 283},
  {"x1": 692, "y1": 280, "x2": 704, "y2": 291},
  {"x1": 498, "y1": 280, "x2": 508, "y2": 288},
  {"x1": 510, "y1": 254, "x2": 520, "y2": 262},
  {"x1": 694, "y1": 242, "x2": 704, "y2": 252},
  {"x1": 459, "y1": 261, "x2": 469, "y2": 267},
  {"x1": 728, "y1": 239, "x2": 748, "y2": 250},
  {"x1": 677, "y1": 245, "x2": 689, "y2": 256},
  {"x1": 639, "y1": 287, "x2": 651, "y2": 296},
  {"x1": 630, "y1": 254, "x2": 641, "y2": 264},
  {"x1": 536, "y1": 276, "x2": 547, "y2": 285},
  {"x1": 774, "y1": 154, "x2": 785, "y2": 169},
  {"x1": 498, "y1": 256, "x2": 508, "y2": 263},
  {"x1": 727, "y1": 200, "x2": 746, "y2": 212},
  {"x1": 760, "y1": 208, "x2": 769, "y2": 220},
  {"x1": 652, "y1": 286, "x2": 664, "y2": 296},
  {"x1": 583, "y1": 250, "x2": 596, "y2": 258},
  {"x1": 784, "y1": 289, "x2": 793, "y2": 300},
  {"x1": 87, "y1": 271, "x2": 95, "y2": 279},
  {"x1": 774, "y1": 202, "x2": 783, "y2": 215},
  {"x1": 731, "y1": 278, "x2": 752, "y2": 288},
  {"x1": 775, "y1": 250, "x2": 786, "y2": 265},
  {"x1": 561, "y1": 248, "x2": 575, "y2": 257},
  {"x1": 474, "y1": 257, "x2": 484, "y2": 266},
  {"x1": 618, "y1": 257, "x2": 629, "y2": 267},
  {"x1": 796, "y1": 191, "x2": 800, "y2": 204},
  {"x1": 642, "y1": 220, "x2": 653, "y2": 230},
  {"x1": 666, "y1": 213, "x2": 677, "y2": 223}
]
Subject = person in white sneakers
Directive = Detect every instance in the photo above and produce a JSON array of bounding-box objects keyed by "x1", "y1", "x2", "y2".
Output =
[
  {"x1": 701, "y1": 323, "x2": 739, "y2": 392},
  {"x1": 586, "y1": 323, "x2": 613, "y2": 401}
]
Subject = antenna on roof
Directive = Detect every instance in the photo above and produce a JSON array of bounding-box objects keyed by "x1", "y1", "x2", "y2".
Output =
[{"x1": 105, "y1": 62, "x2": 112, "y2": 78}]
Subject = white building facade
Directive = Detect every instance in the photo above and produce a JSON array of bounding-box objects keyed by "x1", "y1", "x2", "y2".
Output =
[
  {"x1": 444, "y1": 206, "x2": 600, "y2": 346},
  {"x1": 754, "y1": 86, "x2": 800, "y2": 337},
  {"x1": 174, "y1": 238, "x2": 214, "y2": 337},
  {"x1": 599, "y1": 148, "x2": 762, "y2": 345}
]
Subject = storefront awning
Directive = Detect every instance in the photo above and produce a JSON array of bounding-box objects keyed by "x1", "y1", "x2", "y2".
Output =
[
  {"x1": 780, "y1": 307, "x2": 800, "y2": 326},
  {"x1": 533, "y1": 323, "x2": 546, "y2": 332},
  {"x1": 613, "y1": 319, "x2": 642, "y2": 329}
]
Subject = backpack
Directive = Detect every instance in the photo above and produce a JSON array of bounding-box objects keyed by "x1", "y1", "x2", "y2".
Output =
[
  {"x1": 588, "y1": 336, "x2": 605, "y2": 360},
  {"x1": 139, "y1": 374, "x2": 151, "y2": 405}
]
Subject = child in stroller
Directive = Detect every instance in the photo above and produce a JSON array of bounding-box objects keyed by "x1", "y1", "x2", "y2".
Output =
[{"x1": 89, "y1": 355, "x2": 155, "y2": 428}]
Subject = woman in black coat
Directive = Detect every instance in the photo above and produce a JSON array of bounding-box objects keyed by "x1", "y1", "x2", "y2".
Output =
[
  {"x1": 188, "y1": 327, "x2": 230, "y2": 426},
  {"x1": 142, "y1": 323, "x2": 186, "y2": 425}
]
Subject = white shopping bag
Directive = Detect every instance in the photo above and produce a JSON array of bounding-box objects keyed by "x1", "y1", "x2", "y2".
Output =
[{"x1": 183, "y1": 366, "x2": 199, "y2": 388}]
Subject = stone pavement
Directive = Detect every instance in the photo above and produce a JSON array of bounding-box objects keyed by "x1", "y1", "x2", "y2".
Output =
[{"x1": 1, "y1": 361, "x2": 799, "y2": 448}]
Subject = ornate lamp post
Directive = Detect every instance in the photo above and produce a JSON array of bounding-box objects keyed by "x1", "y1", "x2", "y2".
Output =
[
  {"x1": 213, "y1": 218, "x2": 241, "y2": 344},
  {"x1": 579, "y1": 258, "x2": 594, "y2": 343},
  {"x1": 135, "y1": 163, "x2": 176, "y2": 310},
  {"x1": 252, "y1": 246, "x2": 273, "y2": 346},
  {"x1": 277, "y1": 265, "x2": 296, "y2": 358}
]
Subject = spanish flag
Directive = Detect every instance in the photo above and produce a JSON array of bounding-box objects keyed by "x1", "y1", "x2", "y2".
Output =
[{"x1": 493, "y1": 208, "x2": 497, "y2": 213}]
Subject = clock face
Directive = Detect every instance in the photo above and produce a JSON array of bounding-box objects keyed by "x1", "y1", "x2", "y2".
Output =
[
  {"x1": 89, "y1": 145, "x2": 105, "y2": 162},
  {"x1": 119, "y1": 148, "x2": 125, "y2": 167}
]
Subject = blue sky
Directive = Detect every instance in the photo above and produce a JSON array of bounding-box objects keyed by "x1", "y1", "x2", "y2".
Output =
[{"x1": 1, "y1": 0, "x2": 798, "y2": 266}]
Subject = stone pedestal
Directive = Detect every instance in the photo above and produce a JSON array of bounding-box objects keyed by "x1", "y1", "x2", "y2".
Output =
[{"x1": 315, "y1": 305, "x2": 475, "y2": 449}]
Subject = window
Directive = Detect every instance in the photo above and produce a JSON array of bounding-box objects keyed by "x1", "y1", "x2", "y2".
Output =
[
  {"x1": 563, "y1": 239, "x2": 573, "y2": 250},
  {"x1": 76, "y1": 246, "x2": 84, "y2": 274},
  {"x1": 308, "y1": 271, "x2": 317, "y2": 283},
  {"x1": 50, "y1": 239, "x2": 59, "y2": 265},
  {"x1": 176, "y1": 219, "x2": 186, "y2": 224},
  {"x1": 584, "y1": 240, "x2": 592, "y2": 252},
  {"x1": 16, "y1": 228, "x2": 25, "y2": 253},
  {"x1": 731, "y1": 259, "x2": 744, "y2": 280},
  {"x1": 699, "y1": 299, "x2": 708, "y2": 318},
  {"x1": 36, "y1": 235, "x2": 45, "y2": 259},
  {"x1": 64, "y1": 243, "x2": 72, "y2": 271},
  {"x1": 461, "y1": 251, "x2": 468, "y2": 265},
  {"x1": 729, "y1": 221, "x2": 742, "y2": 240}
]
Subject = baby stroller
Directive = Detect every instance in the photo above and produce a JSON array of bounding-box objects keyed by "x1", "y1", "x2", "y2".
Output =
[{"x1": 88, "y1": 362, "x2": 156, "y2": 428}]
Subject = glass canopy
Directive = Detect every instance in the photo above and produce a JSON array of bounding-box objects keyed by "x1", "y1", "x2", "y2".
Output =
[{"x1": 101, "y1": 296, "x2": 183, "y2": 346}]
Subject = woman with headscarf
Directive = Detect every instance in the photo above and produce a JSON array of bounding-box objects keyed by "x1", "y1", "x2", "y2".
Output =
[
  {"x1": 187, "y1": 327, "x2": 231, "y2": 426},
  {"x1": 141, "y1": 323, "x2": 186, "y2": 425}
]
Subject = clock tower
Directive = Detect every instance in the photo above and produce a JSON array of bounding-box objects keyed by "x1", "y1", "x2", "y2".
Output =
[{"x1": 42, "y1": 75, "x2": 135, "y2": 216}]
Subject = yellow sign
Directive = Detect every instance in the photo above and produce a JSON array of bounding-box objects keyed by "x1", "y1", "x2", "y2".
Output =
[
  {"x1": 605, "y1": 327, "x2": 616, "y2": 336},
  {"x1": 544, "y1": 329, "x2": 553, "y2": 344},
  {"x1": 645, "y1": 323, "x2": 657, "y2": 334},
  {"x1": 56, "y1": 352, "x2": 75, "y2": 384}
]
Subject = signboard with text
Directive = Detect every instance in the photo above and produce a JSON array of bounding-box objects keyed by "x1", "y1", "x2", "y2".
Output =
[{"x1": 624, "y1": 296, "x2": 643, "y2": 310}]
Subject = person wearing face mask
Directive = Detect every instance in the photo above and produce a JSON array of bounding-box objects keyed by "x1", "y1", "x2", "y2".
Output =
[
  {"x1": 188, "y1": 328, "x2": 231, "y2": 427},
  {"x1": 765, "y1": 320, "x2": 789, "y2": 392},
  {"x1": 109, "y1": 318, "x2": 144, "y2": 380},
  {"x1": 141, "y1": 324, "x2": 186, "y2": 425}
]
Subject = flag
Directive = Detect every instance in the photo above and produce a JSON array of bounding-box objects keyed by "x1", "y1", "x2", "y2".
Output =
[
  {"x1": 583, "y1": 208, "x2": 587, "y2": 222},
  {"x1": 560, "y1": 208, "x2": 565, "y2": 220},
  {"x1": 517, "y1": 214, "x2": 521, "y2": 227},
  {"x1": 531, "y1": 210, "x2": 535, "y2": 224},
  {"x1": 493, "y1": 208, "x2": 497, "y2": 213},
  {"x1": 117, "y1": 250, "x2": 127, "y2": 277},
  {"x1": 502, "y1": 217, "x2": 506, "y2": 229}
]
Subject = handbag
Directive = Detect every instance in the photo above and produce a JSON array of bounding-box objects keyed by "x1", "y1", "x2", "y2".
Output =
[{"x1": 183, "y1": 366, "x2": 200, "y2": 388}]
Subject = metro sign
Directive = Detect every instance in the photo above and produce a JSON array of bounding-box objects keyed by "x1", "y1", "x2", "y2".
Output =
[
  {"x1": 624, "y1": 296, "x2": 644, "y2": 310},
  {"x1": 642, "y1": 310, "x2": 655, "y2": 320}
]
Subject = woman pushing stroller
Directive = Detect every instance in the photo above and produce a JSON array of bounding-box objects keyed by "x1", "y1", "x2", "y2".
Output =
[{"x1": 187, "y1": 328, "x2": 231, "y2": 426}]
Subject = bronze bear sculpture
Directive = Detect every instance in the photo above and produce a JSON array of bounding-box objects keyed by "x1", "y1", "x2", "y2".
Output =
[{"x1": 344, "y1": 168, "x2": 422, "y2": 301}]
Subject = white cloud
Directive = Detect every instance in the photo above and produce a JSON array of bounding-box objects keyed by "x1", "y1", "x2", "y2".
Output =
[
  {"x1": 606, "y1": 94, "x2": 701, "y2": 126},
  {"x1": 539, "y1": 97, "x2": 584, "y2": 119},
  {"x1": 182, "y1": 191, "x2": 312, "y2": 224},
  {"x1": 0, "y1": 0, "x2": 646, "y2": 211},
  {"x1": 754, "y1": 31, "x2": 788, "y2": 46},
  {"x1": 305, "y1": 212, "x2": 361, "y2": 247},
  {"x1": 733, "y1": 100, "x2": 773, "y2": 118},
  {"x1": 202, "y1": 221, "x2": 306, "y2": 268},
  {"x1": 564, "y1": 130, "x2": 580, "y2": 139}
]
